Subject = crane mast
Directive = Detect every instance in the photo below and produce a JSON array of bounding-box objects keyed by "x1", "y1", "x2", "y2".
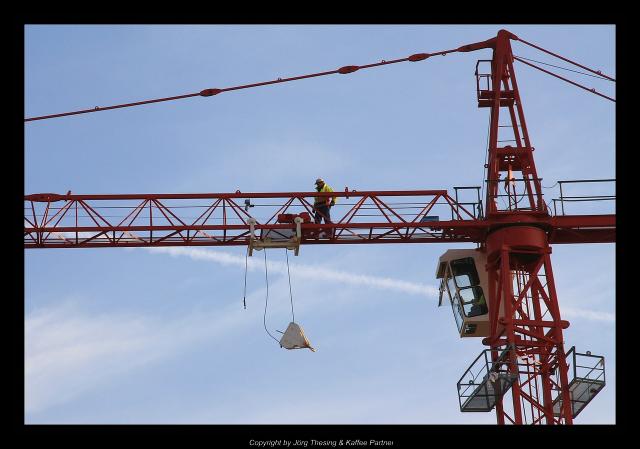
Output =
[{"x1": 472, "y1": 30, "x2": 585, "y2": 424}]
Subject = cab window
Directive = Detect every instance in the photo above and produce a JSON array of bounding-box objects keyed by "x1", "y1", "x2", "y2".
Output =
[
  {"x1": 450, "y1": 257, "x2": 487, "y2": 318},
  {"x1": 451, "y1": 257, "x2": 480, "y2": 287},
  {"x1": 444, "y1": 265, "x2": 464, "y2": 332}
]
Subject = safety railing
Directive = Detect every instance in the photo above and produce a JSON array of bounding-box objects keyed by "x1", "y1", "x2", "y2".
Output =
[
  {"x1": 551, "y1": 346, "x2": 606, "y2": 418},
  {"x1": 457, "y1": 347, "x2": 518, "y2": 412},
  {"x1": 475, "y1": 60, "x2": 493, "y2": 102},
  {"x1": 474, "y1": 59, "x2": 517, "y2": 108},
  {"x1": 453, "y1": 186, "x2": 483, "y2": 220},
  {"x1": 485, "y1": 177, "x2": 547, "y2": 214},
  {"x1": 550, "y1": 179, "x2": 615, "y2": 216}
]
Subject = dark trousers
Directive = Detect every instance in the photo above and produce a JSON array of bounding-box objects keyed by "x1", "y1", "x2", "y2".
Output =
[{"x1": 314, "y1": 205, "x2": 332, "y2": 224}]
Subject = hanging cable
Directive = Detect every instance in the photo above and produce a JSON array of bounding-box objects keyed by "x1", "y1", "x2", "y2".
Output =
[
  {"x1": 480, "y1": 115, "x2": 491, "y2": 216},
  {"x1": 285, "y1": 248, "x2": 295, "y2": 323},
  {"x1": 262, "y1": 249, "x2": 280, "y2": 344},
  {"x1": 242, "y1": 246, "x2": 249, "y2": 309},
  {"x1": 504, "y1": 182, "x2": 521, "y2": 209}
]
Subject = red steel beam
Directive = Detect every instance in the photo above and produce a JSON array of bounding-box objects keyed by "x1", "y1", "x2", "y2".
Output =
[
  {"x1": 24, "y1": 191, "x2": 614, "y2": 248},
  {"x1": 25, "y1": 190, "x2": 451, "y2": 202}
]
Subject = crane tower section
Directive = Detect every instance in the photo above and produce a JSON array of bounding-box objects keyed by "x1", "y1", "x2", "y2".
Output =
[{"x1": 437, "y1": 30, "x2": 607, "y2": 424}]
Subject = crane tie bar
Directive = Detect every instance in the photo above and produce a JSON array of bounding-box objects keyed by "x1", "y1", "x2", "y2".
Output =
[
  {"x1": 24, "y1": 48, "x2": 461, "y2": 122},
  {"x1": 25, "y1": 33, "x2": 614, "y2": 122}
]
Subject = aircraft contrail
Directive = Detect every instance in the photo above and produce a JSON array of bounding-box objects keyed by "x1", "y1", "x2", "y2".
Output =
[{"x1": 145, "y1": 247, "x2": 439, "y2": 298}]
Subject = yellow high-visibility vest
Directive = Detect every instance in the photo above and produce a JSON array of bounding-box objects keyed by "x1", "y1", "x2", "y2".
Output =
[{"x1": 315, "y1": 184, "x2": 336, "y2": 206}]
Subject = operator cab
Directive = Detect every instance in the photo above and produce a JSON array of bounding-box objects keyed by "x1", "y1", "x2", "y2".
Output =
[{"x1": 436, "y1": 249, "x2": 490, "y2": 337}]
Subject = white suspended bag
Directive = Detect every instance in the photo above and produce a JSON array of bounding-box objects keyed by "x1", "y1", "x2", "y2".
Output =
[{"x1": 279, "y1": 322, "x2": 316, "y2": 352}]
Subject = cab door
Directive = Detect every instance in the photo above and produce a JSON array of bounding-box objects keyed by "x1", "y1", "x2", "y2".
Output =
[{"x1": 437, "y1": 250, "x2": 490, "y2": 337}]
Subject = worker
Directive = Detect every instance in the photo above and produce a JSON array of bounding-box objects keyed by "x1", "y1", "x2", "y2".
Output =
[
  {"x1": 313, "y1": 178, "x2": 337, "y2": 225},
  {"x1": 468, "y1": 289, "x2": 488, "y2": 317}
]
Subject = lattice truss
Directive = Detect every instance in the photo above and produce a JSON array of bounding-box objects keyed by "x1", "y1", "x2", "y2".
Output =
[
  {"x1": 488, "y1": 250, "x2": 577, "y2": 425},
  {"x1": 24, "y1": 191, "x2": 484, "y2": 248}
]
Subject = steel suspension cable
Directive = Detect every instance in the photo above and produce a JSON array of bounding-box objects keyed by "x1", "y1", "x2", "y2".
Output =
[
  {"x1": 25, "y1": 35, "x2": 615, "y2": 122},
  {"x1": 25, "y1": 48, "x2": 461, "y2": 122},
  {"x1": 515, "y1": 37, "x2": 615, "y2": 82},
  {"x1": 513, "y1": 57, "x2": 615, "y2": 102},
  {"x1": 513, "y1": 55, "x2": 613, "y2": 81}
]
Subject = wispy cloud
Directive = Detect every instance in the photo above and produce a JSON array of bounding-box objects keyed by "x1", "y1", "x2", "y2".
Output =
[
  {"x1": 25, "y1": 291, "x2": 265, "y2": 416},
  {"x1": 26, "y1": 301, "x2": 160, "y2": 414},
  {"x1": 562, "y1": 306, "x2": 615, "y2": 323},
  {"x1": 145, "y1": 246, "x2": 439, "y2": 298}
]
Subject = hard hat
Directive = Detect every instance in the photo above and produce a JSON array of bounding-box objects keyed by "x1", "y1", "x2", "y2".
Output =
[{"x1": 315, "y1": 178, "x2": 324, "y2": 185}]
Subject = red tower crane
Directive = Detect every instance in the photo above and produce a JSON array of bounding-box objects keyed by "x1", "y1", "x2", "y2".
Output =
[{"x1": 24, "y1": 29, "x2": 615, "y2": 425}]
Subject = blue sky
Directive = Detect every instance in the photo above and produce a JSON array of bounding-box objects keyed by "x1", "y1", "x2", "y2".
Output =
[{"x1": 24, "y1": 25, "x2": 615, "y2": 424}]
